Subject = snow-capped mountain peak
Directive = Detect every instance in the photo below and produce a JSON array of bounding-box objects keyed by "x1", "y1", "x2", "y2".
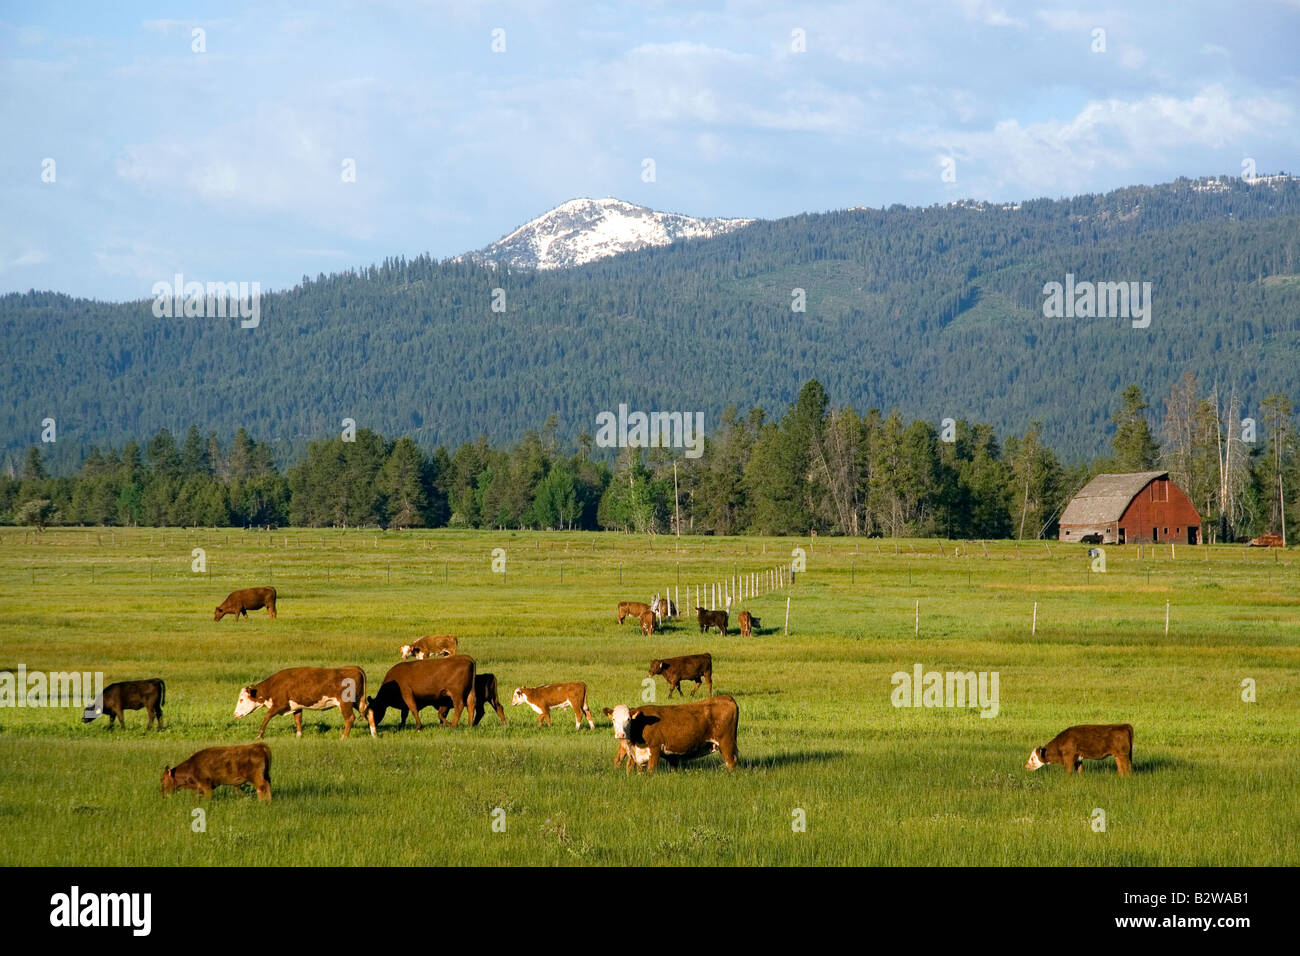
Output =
[{"x1": 459, "y1": 197, "x2": 755, "y2": 270}]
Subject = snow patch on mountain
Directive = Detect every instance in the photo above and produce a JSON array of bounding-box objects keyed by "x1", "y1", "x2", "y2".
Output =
[{"x1": 459, "y1": 197, "x2": 755, "y2": 270}]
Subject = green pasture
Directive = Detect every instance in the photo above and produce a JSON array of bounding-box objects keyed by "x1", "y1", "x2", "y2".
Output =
[{"x1": 0, "y1": 527, "x2": 1295, "y2": 866}]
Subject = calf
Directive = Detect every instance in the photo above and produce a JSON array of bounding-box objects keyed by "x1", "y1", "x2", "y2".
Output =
[
  {"x1": 162, "y1": 743, "x2": 272, "y2": 801},
  {"x1": 696, "y1": 606, "x2": 728, "y2": 635},
  {"x1": 82, "y1": 678, "x2": 165, "y2": 730},
  {"x1": 233, "y1": 666, "x2": 373, "y2": 739},
  {"x1": 737, "y1": 611, "x2": 760, "y2": 638},
  {"x1": 651, "y1": 595, "x2": 678, "y2": 619},
  {"x1": 214, "y1": 586, "x2": 277, "y2": 621},
  {"x1": 367, "y1": 655, "x2": 477, "y2": 731},
  {"x1": 618, "y1": 601, "x2": 651, "y2": 624},
  {"x1": 649, "y1": 653, "x2": 713, "y2": 698},
  {"x1": 1025, "y1": 724, "x2": 1134, "y2": 776},
  {"x1": 399, "y1": 634, "x2": 459, "y2": 659},
  {"x1": 438, "y1": 673, "x2": 507, "y2": 726},
  {"x1": 511, "y1": 682, "x2": 595, "y2": 729},
  {"x1": 603, "y1": 697, "x2": 739, "y2": 772},
  {"x1": 640, "y1": 609, "x2": 657, "y2": 637}
]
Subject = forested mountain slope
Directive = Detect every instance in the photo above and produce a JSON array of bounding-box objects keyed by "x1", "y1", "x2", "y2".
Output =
[{"x1": 4, "y1": 175, "x2": 1298, "y2": 473}]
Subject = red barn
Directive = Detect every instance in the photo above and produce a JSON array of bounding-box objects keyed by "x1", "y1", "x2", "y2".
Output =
[{"x1": 1059, "y1": 471, "x2": 1201, "y2": 545}]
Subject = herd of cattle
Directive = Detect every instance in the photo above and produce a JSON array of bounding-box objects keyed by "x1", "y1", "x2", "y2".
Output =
[{"x1": 86, "y1": 586, "x2": 1133, "y2": 801}]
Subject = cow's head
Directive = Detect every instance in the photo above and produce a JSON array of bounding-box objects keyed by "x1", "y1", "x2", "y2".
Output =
[
  {"x1": 648, "y1": 660, "x2": 664, "y2": 676},
  {"x1": 750, "y1": 617, "x2": 761, "y2": 629},
  {"x1": 1025, "y1": 747, "x2": 1046, "y2": 771},
  {"x1": 213, "y1": 606, "x2": 226, "y2": 621},
  {"x1": 81, "y1": 693, "x2": 104, "y2": 723},
  {"x1": 650, "y1": 596, "x2": 661, "y2": 616},
  {"x1": 160, "y1": 766, "x2": 177, "y2": 795},
  {"x1": 232, "y1": 686, "x2": 266, "y2": 718},
  {"x1": 399, "y1": 644, "x2": 418, "y2": 659},
  {"x1": 604, "y1": 704, "x2": 633, "y2": 739},
  {"x1": 511, "y1": 688, "x2": 533, "y2": 706}
]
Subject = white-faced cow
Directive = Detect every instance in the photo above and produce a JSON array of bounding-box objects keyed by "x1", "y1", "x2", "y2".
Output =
[
  {"x1": 233, "y1": 666, "x2": 373, "y2": 739},
  {"x1": 511, "y1": 682, "x2": 595, "y2": 729},
  {"x1": 83, "y1": 678, "x2": 165, "y2": 730},
  {"x1": 602, "y1": 697, "x2": 739, "y2": 772},
  {"x1": 1026, "y1": 723, "x2": 1133, "y2": 776},
  {"x1": 399, "y1": 634, "x2": 459, "y2": 659}
]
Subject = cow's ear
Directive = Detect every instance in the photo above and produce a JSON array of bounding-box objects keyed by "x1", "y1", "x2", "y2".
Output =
[
  {"x1": 1037, "y1": 747, "x2": 1046, "y2": 759},
  {"x1": 602, "y1": 707, "x2": 614, "y2": 717}
]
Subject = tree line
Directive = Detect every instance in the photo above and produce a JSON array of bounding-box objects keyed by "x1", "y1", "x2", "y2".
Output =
[{"x1": 5, "y1": 378, "x2": 1296, "y2": 542}]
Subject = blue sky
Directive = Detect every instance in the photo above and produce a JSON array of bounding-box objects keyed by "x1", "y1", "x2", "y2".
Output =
[{"x1": 2, "y1": 0, "x2": 1297, "y2": 300}]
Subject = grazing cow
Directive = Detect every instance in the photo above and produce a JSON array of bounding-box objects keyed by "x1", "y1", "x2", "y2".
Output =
[
  {"x1": 649, "y1": 654, "x2": 713, "y2": 698},
  {"x1": 437, "y1": 673, "x2": 507, "y2": 727},
  {"x1": 603, "y1": 697, "x2": 739, "y2": 772},
  {"x1": 82, "y1": 678, "x2": 165, "y2": 730},
  {"x1": 1025, "y1": 724, "x2": 1134, "y2": 776},
  {"x1": 233, "y1": 666, "x2": 374, "y2": 739},
  {"x1": 367, "y1": 655, "x2": 477, "y2": 731},
  {"x1": 651, "y1": 595, "x2": 678, "y2": 619},
  {"x1": 695, "y1": 607, "x2": 728, "y2": 636},
  {"x1": 737, "y1": 611, "x2": 760, "y2": 638},
  {"x1": 162, "y1": 743, "x2": 272, "y2": 801},
  {"x1": 511, "y1": 682, "x2": 595, "y2": 729},
  {"x1": 399, "y1": 634, "x2": 459, "y2": 659},
  {"x1": 618, "y1": 601, "x2": 651, "y2": 624},
  {"x1": 1079, "y1": 533, "x2": 1104, "y2": 544},
  {"x1": 640, "y1": 609, "x2": 657, "y2": 637},
  {"x1": 214, "y1": 586, "x2": 277, "y2": 621}
]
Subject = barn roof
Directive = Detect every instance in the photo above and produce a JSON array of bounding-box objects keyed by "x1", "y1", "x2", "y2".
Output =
[{"x1": 1059, "y1": 471, "x2": 1168, "y2": 526}]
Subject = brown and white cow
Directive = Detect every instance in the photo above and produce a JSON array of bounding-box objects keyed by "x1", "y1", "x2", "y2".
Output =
[
  {"x1": 640, "y1": 609, "x2": 657, "y2": 637},
  {"x1": 618, "y1": 601, "x2": 651, "y2": 624},
  {"x1": 696, "y1": 607, "x2": 728, "y2": 635},
  {"x1": 162, "y1": 743, "x2": 272, "y2": 801},
  {"x1": 214, "y1": 586, "x2": 277, "y2": 621},
  {"x1": 649, "y1": 653, "x2": 713, "y2": 698},
  {"x1": 367, "y1": 655, "x2": 477, "y2": 731},
  {"x1": 737, "y1": 611, "x2": 759, "y2": 638},
  {"x1": 603, "y1": 697, "x2": 739, "y2": 772},
  {"x1": 233, "y1": 666, "x2": 373, "y2": 739},
  {"x1": 1026, "y1": 724, "x2": 1134, "y2": 776},
  {"x1": 437, "y1": 672, "x2": 507, "y2": 726},
  {"x1": 511, "y1": 682, "x2": 595, "y2": 729},
  {"x1": 83, "y1": 678, "x2": 165, "y2": 730},
  {"x1": 399, "y1": 634, "x2": 459, "y2": 659}
]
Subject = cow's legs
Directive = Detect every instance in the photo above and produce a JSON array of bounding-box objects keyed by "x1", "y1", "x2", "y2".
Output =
[
  {"x1": 705, "y1": 673, "x2": 713, "y2": 697},
  {"x1": 582, "y1": 704, "x2": 595, "y2": 730},
  {"x1": 493, "y1": 701, "x2": 507, "y2": 725},
  {"x1": 292, "y1": 711, "x2": 304, "y2": 737},
  {"x1": 1116, "y1": 752, "x2": 1133, "y2": 776},
  {"x1": 340, "y1": 705, "x2": 354, "y2": 739},
  {"x1": 689, "y1": 679, "x2": 701, "y2": 698},
  {"x1": 256, "y1": 709, "x2": 276, "y2": 739},
  {"x1": 436, "y1": 704, "x2": 451, "y2": 724},
  {"x1": 645, "y1": 748, "x2": 661, "y2": 773},
  {"x1": 253, "y1": 773, "x2": 272, "y2": 802},
  {"x1": 267, "y1": 602, "x2": 276, "y2": 619}
]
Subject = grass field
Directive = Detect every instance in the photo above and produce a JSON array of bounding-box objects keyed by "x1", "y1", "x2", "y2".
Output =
[{"x1": 1, "y1": 527, "x2": 1296, "y2": 867}]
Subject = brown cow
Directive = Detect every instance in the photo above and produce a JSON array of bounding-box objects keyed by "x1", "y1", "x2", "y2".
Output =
[
  {"x1": 511, "y1": 682, "x2": 595, "y2": 729},
  {"x1": 737, "y1": 611, "x2": 759, "y2": 638},
  {"x1": 603, "y1": 697, "x2": 739, "y2": 772},
  {"x1": 233, "y1": 666, "x2": 373, "y2": 739},
  {"x1": 367, "y1": 655, "x2": 477, "y2": 731},
  {"x1": 640, "y1": 609, "x2": 657, "y2": 637},
  {"x1": 618, "y1": 601, "x2": 651, "y2": 624},
  {"x1": 696, "y1": 607, "x2": 728, "y2": 635},
  {"x1": 82, "y1": 678, "x2": 165, "y2": 730},
  {"x1": 162, "y1": 743, "x2": 272, "y2": 801},
  {"x1": 399, "y1": 634, "x2": 459, "y2": 659},
  {"x1": 649, "y1": 653, "x2": 713, "y2": 698},
  {"x1": 1249, "y1": 533, "x2": 1284, "y2": 548},
  {"x1": 1025, "y1": 724, "x2": 1134, "y2": 776},
  {"x1": 438, "y1": 673, "x2": 507, "y2": 726},
  {"x1": 214, "y1": 586, "x2": 277, "y2": 621}
]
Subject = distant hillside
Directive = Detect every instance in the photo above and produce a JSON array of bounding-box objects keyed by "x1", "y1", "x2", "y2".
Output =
[
  {"x1": 457, "y1": 197, "x2": 755, "y2": 270},
  {"x1": 3, "y1": 174, "x2": 1299, "y2": 473}
]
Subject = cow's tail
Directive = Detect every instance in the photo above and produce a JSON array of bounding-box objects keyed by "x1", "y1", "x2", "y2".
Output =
[
  {"x1": 356, "y1": 667, "x2": 368, "y2": 713},
  {"x1": 465, "y1": 659, "x2": 477, "y2": 726},
  {"x1": 1126, "y1": 724, "x2": 1134, "y2": 758},
  {"x1": 156, "y1": 679, "x2": 166, "y2": 708}
]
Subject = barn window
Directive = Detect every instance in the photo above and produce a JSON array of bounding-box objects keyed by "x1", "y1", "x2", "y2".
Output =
[{"x1": 1151, "y1": 481, "x2": 1168, "y2": 502}]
